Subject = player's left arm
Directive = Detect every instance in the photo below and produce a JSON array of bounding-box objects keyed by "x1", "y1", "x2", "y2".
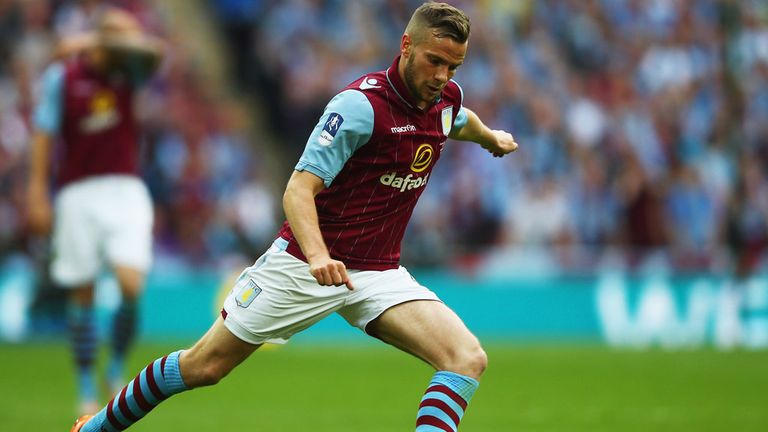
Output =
[{"x1": 449, "y1": 107, "x2": 518, "y2": 157}]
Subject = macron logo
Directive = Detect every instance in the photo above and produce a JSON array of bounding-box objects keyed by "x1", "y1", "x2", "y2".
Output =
[
  {"x1": 391, "y1": 124, "x2": 416, "y2": 133},
  {"x1": 359, "y1": 77, "x2": 381, "y2": 90}
]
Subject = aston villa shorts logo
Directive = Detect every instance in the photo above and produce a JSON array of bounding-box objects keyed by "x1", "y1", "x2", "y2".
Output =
[
  {"x1": 318, "y1": 113, "x2": 344, "y2": 146},
  {"x1": 235, "y1": 279, "x2": 262, "y2": 308}
]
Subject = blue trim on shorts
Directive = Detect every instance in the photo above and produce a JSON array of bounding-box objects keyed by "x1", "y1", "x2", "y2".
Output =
[{"x1": 274, "y1": 237, "x2": 289, "y2": 251}]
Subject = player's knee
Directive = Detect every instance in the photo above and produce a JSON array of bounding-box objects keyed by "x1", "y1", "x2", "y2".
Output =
[
  {"x1": 114, "y1": 267, "x2": 145, "y2": 300},
  {"x1": 463, "y1": 345, "x2": 488, "y2": 378},
  {"x1": 195, "y1": 365, "x2": 227, "y2": 387},
  {"x1": 180, "y1": 350, "x2": 231, "y2": 388},
  {"x1": 441, "y1": 344, "x2": 487, "y2": 379},
  {"x1": 184, "y1": 361, "x2": 229, "y2": 387}
]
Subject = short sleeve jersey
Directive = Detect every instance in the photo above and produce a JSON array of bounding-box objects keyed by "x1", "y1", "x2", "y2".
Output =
[
  {"x1": 33, "y1": 58, "x2": 139, "y2": 187},
  {"x1": 278, "y1": 56, "x2": 469, "y2": 270}
]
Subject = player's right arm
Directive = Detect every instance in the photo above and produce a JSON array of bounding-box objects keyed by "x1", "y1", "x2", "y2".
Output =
[
  {"x1": 283, "y1": 89, "x2": 374, "y2": 290},
  {"x1": 27, "y1": 132, "x2": 54, "y2": 234},
  {"x1": 27, "y1": 63, "x2": 64, "y2": 235},
  {"x1": 283, "y1": 170, "x2": 354, "y2": 290}
]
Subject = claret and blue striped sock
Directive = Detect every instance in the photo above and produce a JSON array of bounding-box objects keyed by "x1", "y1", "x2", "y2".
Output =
[
  {"x1": 69, "y1": 303, "x2": 98, "y2": 407},
  {"x1": 81, "y1": 350, "x2": 188, "y2": 432},
  {"x1": 415, "y1": 371, "x2": 479, "y2": 431},
  {"x1": 108, "y1": 300, "x2": 139, "y2": 390}
]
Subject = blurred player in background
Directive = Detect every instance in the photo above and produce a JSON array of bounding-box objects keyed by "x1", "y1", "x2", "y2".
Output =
[
  {"x1": 26, "y1": 7, "x2": 163, "y2": 416},
  {"x1": 71, "y1": 3, "x2": 517, "y2": 431}
]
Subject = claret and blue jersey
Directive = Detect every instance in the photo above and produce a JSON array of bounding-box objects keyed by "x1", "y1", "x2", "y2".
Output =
[
  {"x1": 34, "y1": 59, "x2": 140, "y2": 188},
  {"x1": 279, "y1": 56, "x2": 469, "y2": 270}
]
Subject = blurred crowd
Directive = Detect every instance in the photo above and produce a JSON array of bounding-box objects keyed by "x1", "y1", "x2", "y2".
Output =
[
  {"x1": 2, "y1": 0, "x2": 768, "y2": 276},
  {"x1": 0, "y1": 0, "x2": 278, "y2": 273},
  {"x1": 212, "y1": 0, "x2": 768, "y2": 274}
]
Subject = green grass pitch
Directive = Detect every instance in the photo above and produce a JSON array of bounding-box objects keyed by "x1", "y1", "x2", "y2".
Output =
[{"x1": 1, "y1": 342, "x2": 766, "y2": 431}]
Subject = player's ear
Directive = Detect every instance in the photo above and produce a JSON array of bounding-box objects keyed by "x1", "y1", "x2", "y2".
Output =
[{"x1": 401, "y1": 33, "x2": 412, "y2": 58}]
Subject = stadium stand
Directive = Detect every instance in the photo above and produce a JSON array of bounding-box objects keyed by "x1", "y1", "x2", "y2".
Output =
[{"x1": 1, "y1": 0, "x2": 767, "y2": 277}]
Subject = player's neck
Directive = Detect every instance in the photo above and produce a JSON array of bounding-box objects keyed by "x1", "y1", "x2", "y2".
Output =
[{"x1": 397, "y1": 58, "x2": 428, "y2": 110}]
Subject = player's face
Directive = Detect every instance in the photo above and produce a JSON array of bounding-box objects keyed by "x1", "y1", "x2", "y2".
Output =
[{"x1": 403, "y1": 33, "x2": 467, "y2": 107}]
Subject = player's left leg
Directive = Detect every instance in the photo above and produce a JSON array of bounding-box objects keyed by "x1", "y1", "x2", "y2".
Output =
[
  {"x1": 108, "y1": 265, "x2": 145, "y2": 392},
  {"x1": 366, "y1": 300, "x2": 487, "y2": 431},
  {"x1": 75, "y1": 316, "x2": 259, "y2": 432}
]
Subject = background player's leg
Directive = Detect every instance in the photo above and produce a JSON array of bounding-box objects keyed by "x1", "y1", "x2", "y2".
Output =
[
  {"x1": 67, "y1": 285, "x2": 98, "y2": 414},
  {"x1": 108, "y1": 266, "x2": 145, "y2": 393},
  {"x1": 366, "y1": 300, "x2": 487, "y2": 432},
  {"x1": 70, "y1": 285, "x2": 98, "y2": 415},
  {"x1": 80, "y1": 317, "x2": 259, "y2": 432},
  {"x1": 52, "y1": 184, "x2": 102, "y2": 415}
]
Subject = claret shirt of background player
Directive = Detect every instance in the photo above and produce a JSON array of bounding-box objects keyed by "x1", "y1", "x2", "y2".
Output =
[
  {"x1": 33, "y1": 58, "x2": 139, "y2": 188},
  {"x1": 279, "y1": 56, "x2": 470, "y2": 270}
]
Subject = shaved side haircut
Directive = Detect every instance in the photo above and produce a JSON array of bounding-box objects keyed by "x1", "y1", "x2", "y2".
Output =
[{"x1": 405, "y1": 2, "x2": 471, "y2": 46}]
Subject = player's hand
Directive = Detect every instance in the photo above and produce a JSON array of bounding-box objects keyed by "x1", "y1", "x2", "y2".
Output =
[
  {"x1": 308, "y1": 255, "x2": 355, "y2": 290},
  {"x1": 482, "y1": 130, "x2": 518, "y2": 157},
  {"x1": 27, "y1": 185, "x2": 52, "y2": 235}
]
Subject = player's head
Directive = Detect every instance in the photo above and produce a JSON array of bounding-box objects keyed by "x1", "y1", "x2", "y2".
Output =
[
  {"x1": 400, "y1": 2, "x2": 470, "y2": 106},
  {"x1": 88, "y1": 8, "x2": 162, "y2": 84}
]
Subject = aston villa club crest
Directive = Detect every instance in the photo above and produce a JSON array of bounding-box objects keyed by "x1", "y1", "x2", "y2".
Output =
[
  {"x1": 441, "y1": 106, "x2": 453, "y2": 135},
  {"x1": 235, "y1": 279, "x2": 262, "y2": 308}
]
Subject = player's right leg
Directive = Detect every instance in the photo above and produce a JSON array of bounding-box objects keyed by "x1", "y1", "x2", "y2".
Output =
[
  {"x1": 73, "y1": 316, "x2": 259, "y2": 432},
  {"x1": 69, "y1": 285, "x2": 99, "y2": 415},
  {"x1": 51, "y1": 182, "x2": 103, "y2": 415}
]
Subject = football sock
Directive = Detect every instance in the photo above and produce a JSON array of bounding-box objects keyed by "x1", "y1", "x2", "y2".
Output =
[
  {"x1": 416, "y1": 371, "x2": 479, "y2": 431},
  {"x1": 69, "y1": 303, "x2": 98, "y2": 405},
  {"x1": 108, "y1": 300, "x2": 138, "y2": 388},
  {"x1": 81, "y1": 350, "x2": 188, "y2": 432}
]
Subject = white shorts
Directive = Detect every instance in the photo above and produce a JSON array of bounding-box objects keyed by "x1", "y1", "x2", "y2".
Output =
[
  {"x1": 51, "y1": 175, "x2": 153, "y2": 287},
  {"x1": 222, "y1": 238, "x2": 441, "y2": 345}
]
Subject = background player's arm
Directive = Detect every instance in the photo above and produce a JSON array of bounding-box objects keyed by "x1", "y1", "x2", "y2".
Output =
[
  {"x1": 449, "y1": 107, "x2": 518, "y2": 157},
  {"x1": 26, "y1": 62, "x2": 62, "y2": 235},
  {"x1": 27, "y1": 131, "x2": 54, "y2": 234},
  {"x1": 54, "y1": 20, "x2": 165, "y2": 84},
  {"x1": 283, "y1": 170, "x2": 354, "y2": 290}
]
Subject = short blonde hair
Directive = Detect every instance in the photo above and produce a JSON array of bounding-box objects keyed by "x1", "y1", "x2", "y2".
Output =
[{"x1": 405, "y1": 2, "x2": 471, "y2": 45}]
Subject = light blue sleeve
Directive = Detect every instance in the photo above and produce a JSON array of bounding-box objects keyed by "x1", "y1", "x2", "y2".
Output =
[
  {"x1": 450, "y1": 79, "x2": 468, "y2": 130},
  {"x1": 33, "y1": 63, "x2": 65, "y2": 134},
  {"x1": 454, "y1": 107, "x2": 468, "y2": 130},
  {"x1": 295, "y1": 89, "x2": 374, "y2": 187}
]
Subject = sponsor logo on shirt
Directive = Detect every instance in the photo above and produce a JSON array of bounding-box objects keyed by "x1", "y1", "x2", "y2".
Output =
[
  {"x1": 391, "y1": 124, "x2": 416, "y2": 133},
  {"x1": 379, "y1": 172, "x2": 430, "y2": 193},
  {"x1": 80, "y1": 89, "x2": 120, "y2": 133},
  {"x1": 359, "y1": 77, "x2": 381, "y2": 90},
  {"x1": 318, "y1": 113, "x2": 344, "y2": 146},
  {"x1": 410, "y1": 144, "x2": 433, "y2": 173},
  {"x1": 379, "y1": 144, "x2": 434, "y2": 192}
]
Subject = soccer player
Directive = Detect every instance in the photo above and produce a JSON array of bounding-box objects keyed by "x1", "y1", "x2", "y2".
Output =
[
  {"x1": 70, "y1": 3, "x2": 518, "y2": 431},
  {"x1": 26, "y1": 8, "x2": 163, "y2": 416}
]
